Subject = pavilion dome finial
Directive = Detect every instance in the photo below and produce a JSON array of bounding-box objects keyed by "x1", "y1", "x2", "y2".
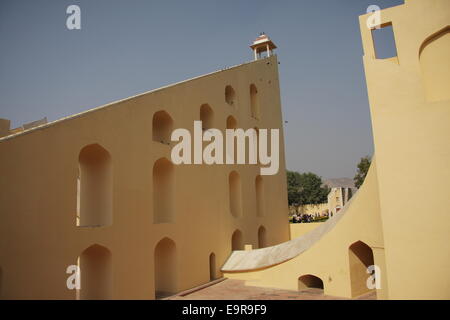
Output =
[{"x1": 250, "y1": 33, "x2": 277, "y2": 61}]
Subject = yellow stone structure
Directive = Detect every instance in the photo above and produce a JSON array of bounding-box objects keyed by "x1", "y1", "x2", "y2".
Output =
[
  {"x1": 327, "y1": 187, "x2": 352, "y2": 216},
  {"x1": 222, "y1": 0, "x2": 450, "y2": 300},
  {"x1": 292, "y1": 203, "x2": 328, "y2": 216},
  {"x1": 0, "y1": 0, "x2": 448, "y2": 300},
  {"x1": 0, "y1": 55, "x2": 290, "y2": 299},
  {"x1": 289, "y1": 223, "x2": 324, "y2": 239}
]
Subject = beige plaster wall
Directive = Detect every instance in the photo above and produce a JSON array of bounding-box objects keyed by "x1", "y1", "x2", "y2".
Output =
[
  {"x1": 289, "y1": 223, "x2": 324, "y2": 239},
  {"x1": 0, "y1": 55, "x2": 290, "y2": 299}
]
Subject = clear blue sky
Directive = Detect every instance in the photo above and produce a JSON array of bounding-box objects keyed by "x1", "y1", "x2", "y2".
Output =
[{"x1": 0, "y1": 0, "x2": 404, "y2": 178}]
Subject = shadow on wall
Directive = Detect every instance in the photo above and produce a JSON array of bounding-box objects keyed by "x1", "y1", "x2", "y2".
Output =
[
  {"x1": 258, "y1": 226, "x2": 267, "y2": 248},
  {"x1": 209, "y1": 253, "x2": 217, "y2": 281},
  {"x1": 225, "y1": 85, "x2": 236, "y2": 106}
]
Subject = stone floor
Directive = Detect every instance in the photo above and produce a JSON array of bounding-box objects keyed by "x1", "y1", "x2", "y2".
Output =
[{"x1": 166, "y1": 279, "x2": 377, "y2": 300}]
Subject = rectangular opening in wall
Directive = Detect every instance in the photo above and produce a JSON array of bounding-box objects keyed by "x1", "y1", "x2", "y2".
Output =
[{"x1": 371, "y1": 23, "x2": 398, "y2": 59}]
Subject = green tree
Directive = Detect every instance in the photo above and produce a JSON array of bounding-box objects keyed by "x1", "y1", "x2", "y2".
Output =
[
  {"x1": 286, "y1": 171, "x2": 329, "y2": 206},
  {"x1": 287, "y1": 170, "x2": 301, "y2": 206},
  {"x1": 354, "y1": 156, "x2": 372, "y2": 189}
]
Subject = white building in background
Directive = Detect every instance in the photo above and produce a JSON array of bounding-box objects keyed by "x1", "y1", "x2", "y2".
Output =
[{"x1": 323, "y1": 178, "x2": 356, "y2": 216}]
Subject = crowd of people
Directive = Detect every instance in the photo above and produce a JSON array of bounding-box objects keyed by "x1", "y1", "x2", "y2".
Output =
[{"x1": 291, "y1": 212, "x2": 329, "y2": 223}]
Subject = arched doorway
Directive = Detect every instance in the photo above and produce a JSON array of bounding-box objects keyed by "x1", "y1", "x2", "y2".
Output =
[
  {"x1": 349, "y1": 240, "x2": 375, "y2": 297},
  {"x1": 231, "y1": 229, "x2": 243, "y2": 251},
  {"x1": 79, "y1": 244, "x2": 112, "y2": 300},
  {"x1": 258, "y1": 226, "x2": 267, "y2": 248},
  {"x1": 154, "y1": 237, "x2": 177, "y2": 299},
  {"x1": 298, "y1": 274, "x2": 324, "y2": 292}
]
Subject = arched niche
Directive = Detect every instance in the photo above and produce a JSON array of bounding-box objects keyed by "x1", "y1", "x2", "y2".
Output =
[
  {"x1": 154, "y1": 237, "x2": 177, "y2": 299},
  {"x1": 78, "y1": 144, "x2": 113, "y2": 227},
  {"x1": 349, "y1": 240, "x2": 375, "y2": 298},
  {"x1": 79, "y1": 244, "x2": 112, "y2": 300},
  {"x1": 419, "y1": 26, "x2": 450, "y2": 102},
  {"x1": 153, "y1": 158, "x2": 175, "y2": 224},
  {"x1": 231, "y1": 229, "x2": 243, "y2": 251},
  {"x1": 153, "y1": 110, "x2": 173, "y2": 145}
]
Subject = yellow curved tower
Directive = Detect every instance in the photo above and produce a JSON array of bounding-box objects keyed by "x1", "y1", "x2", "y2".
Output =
[{"x1": 222, "y1": 0, "x2": 450, "y2": 300}]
